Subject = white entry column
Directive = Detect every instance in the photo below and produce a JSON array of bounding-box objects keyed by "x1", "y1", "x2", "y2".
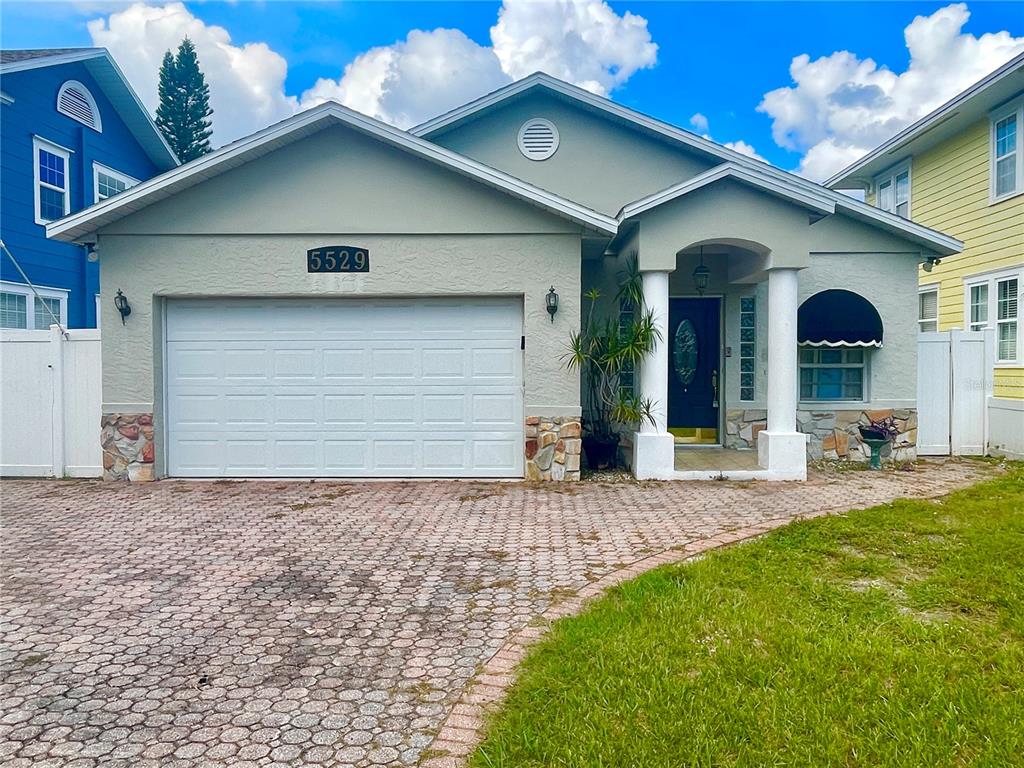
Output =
[
  {"x1": 758, "y1": 267, "x2": 807, "y2": 479},
  {"x1": 633, "y1": 270, "x2": 675, "y2": 478}
]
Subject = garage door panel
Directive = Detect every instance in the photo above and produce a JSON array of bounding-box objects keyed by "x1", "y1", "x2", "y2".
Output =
[
  {"x1": 166, "y1": 298, "x2": 523, "y2": 477},
  {"x1": 324, "y1": 394, "x2": 368, "y2": 425},
  {"x1": 168, "y1": 387, "x2": 522, "y2": 431}
]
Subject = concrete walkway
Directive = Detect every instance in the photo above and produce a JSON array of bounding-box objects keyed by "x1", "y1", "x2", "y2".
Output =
[{"x1": 0, "y1": 460, "x2": 992, "y2": 767}]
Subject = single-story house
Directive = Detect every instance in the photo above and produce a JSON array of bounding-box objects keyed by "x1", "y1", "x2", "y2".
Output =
[{"x1": 47, "y1": 73, "x2": 962, "y2": 482}]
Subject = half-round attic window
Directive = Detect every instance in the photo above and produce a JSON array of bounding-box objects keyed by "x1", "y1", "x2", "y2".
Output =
[
  {"x1": 57, "y1": 80, "x2": 102, "y2": 132},
  {"x1": 517, "y1": 118, "x2": 559, "y2": 161}
]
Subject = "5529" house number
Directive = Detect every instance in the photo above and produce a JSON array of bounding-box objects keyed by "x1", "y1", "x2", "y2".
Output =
[{"x1": 306, "y1": 246, "x2": 369, "y2": 273}]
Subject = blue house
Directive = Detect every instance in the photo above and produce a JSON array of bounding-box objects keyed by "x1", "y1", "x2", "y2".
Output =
[{"x1": 1, "y1": 48, "x2": 177, "y2": 329}]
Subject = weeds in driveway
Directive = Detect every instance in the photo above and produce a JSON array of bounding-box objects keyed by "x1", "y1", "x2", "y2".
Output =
[{"x1": 471, "y1": 464, "x2": 1024, "y2": 768}]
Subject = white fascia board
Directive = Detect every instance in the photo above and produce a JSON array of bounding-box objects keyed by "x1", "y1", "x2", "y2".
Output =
[
  {"x1": 47, "y1": 101, "x2": 617, "y2": 242},
  {"x1": 617, "y1": 163, "x2": 836, "y2": 220},
  {"x1": 826, "y1": 51, "x2": 1024, "y2": 188}
]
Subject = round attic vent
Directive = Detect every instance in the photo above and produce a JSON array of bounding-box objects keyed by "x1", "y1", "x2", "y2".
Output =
[{"x1": 517, "y1": 118, "x2": 559, "y2": 161}]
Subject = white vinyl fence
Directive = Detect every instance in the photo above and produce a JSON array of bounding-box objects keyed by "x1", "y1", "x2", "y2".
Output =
[
  {"x1": 916, "y1": 328, "x2": 994, "y2": 457},
  {"x1": 0, "y1": 326, "x2": 102, "y2": 477}
]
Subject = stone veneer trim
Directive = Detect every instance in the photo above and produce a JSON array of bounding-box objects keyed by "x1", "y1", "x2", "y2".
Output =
[
  {"x1": 725, "y1": 407, "x2": 918, "y2": 463},
  {"x1": 101, "y1": 413, "x2": 155, "y2": 481},
  {"x1": 525, "y1": 416, "x2": 581, "y2": 481}
]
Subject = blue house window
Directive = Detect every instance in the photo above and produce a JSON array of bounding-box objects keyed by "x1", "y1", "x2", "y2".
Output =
[
  {"x1": 33, "y1": 137, "x2": 71, "y2": 224},
  {"x1": 0, "y1": 281, "x2": 68, "y2": 329},
  {"x1": 93, "y1": 163, "x2": 139, "y2": 202}
]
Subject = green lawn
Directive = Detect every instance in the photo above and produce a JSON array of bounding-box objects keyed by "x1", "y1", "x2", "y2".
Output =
[{"x1": 471, "y1": 464, "x2": 1024, "y2": 768}]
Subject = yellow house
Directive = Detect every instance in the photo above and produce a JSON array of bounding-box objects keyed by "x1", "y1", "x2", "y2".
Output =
[{"x1": 828, "y1": 52, "x2": 1024, "y2": 458}]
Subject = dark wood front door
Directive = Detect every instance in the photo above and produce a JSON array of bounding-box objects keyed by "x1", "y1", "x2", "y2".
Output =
[{"x1": 667, "y1": 298, "x2": 721, "y2": 436}]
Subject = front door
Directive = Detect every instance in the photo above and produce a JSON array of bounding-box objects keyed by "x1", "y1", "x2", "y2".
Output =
[{"x1": 667, "y1": 298, "x2": 721, "y2": 443}]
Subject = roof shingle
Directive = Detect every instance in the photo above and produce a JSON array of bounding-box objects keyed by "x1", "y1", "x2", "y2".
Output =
[{"x1": 0, "y1": 48, "x2": 99, "y2": 65}]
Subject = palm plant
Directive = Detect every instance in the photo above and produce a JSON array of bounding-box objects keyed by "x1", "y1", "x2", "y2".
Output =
[{"x1": 564, "y1": 255, "x2": 660, "y2": 467}]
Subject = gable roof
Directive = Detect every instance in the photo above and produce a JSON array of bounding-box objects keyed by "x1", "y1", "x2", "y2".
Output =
[
  {"x1": 415, "y1": 72, "x2": 962, "y2": 256},
  {"x1": 826, "y1": 52, "x2": 1024, "y2": 190},
  {"x1": 46, "y1": 101, "x2": 618, "y2": 243},
  {"x1": 618, "y1": 162, "x2": 837, "y2": 220},
  {"x1": 616, "y1": 161, "x2": 961, "y2": 255},
  {"x1": 0, "y1": 47, "x2": 178, "y2": 171}
]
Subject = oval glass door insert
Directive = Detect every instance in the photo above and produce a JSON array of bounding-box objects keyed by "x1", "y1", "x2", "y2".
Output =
[{"x1": 674, "y1": 319, "x2": 698, "y2": 386}]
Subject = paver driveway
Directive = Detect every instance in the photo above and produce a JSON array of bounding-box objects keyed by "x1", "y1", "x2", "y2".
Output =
[{"x1": 0, "y1": 461, "x2": 992, "y2": 767}]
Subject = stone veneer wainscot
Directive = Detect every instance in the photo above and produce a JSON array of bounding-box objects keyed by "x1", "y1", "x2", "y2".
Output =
[
  {"x1": 726, "y1": 407, "x2": 918, "y2": 463},
  {"x1": 102, "y1": 413, "x2": 155, "y2": 481},
  {"x1": 525, "y1": 416, "x2": 582, "y2": 481}
]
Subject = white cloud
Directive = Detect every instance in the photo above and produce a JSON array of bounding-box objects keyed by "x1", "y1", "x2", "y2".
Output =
[
  {"x1": 490, "y1": 0, "x2": 657, "y2": 96},
  {"x1": 689, "y1": 115, "x2": 768, "y2": 163},
  {"x1": 88, "y1": 2, "x2": 298, "y2": 147},
  {"x1": 298, "y1": 28, "x2": 509, "y2": 128},
  {"x1": 301, "y1": 0, "x2": 658, "y2": 127},
  {"x1": 758, "y1": 3, "x2": 1024, "y2": 180},
  {"x1": 722, "y1": 139, "x2": 767, "y2": 163},
  {"x1": 88, "y1": 0, "x2": 659, "y2": 142}
]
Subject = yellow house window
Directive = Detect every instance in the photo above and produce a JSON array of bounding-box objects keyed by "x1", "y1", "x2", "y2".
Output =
[
  {"x1": 874, "y1": 162, "x2": 911, "y2": 218},
  {"x1": 991, "y1": 97, "x2": 1024, "y2": 202},
  {"x1": 965, "y1": 270, "x2": 1021, "y2": 364},
  {"x1": 918, "y1": 287, "x2": 938, "y2": 332}
]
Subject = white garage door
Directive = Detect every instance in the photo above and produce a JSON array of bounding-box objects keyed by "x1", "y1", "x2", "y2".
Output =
[{"x1": 165, "y1": 298, "x2": 524, "y2": 478}]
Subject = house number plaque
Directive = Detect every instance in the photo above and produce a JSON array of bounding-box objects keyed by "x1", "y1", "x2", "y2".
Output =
[{"x1": 307, "y1": 246, "x2": 369, "y2": 273}]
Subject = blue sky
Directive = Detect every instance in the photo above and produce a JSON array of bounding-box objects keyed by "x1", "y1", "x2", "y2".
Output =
[{"x1": 3, "y1": 1, "x2": 1022, "y2": 178}]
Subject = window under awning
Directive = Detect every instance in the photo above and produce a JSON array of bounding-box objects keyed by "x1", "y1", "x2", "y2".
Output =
[{"x1": 797, "y1": 289, "x2": 883, "y2": 348}]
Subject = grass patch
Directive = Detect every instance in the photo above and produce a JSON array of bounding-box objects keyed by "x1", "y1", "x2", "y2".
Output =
[{"x1": 471, "y1": 465, "x2": 1024, "y2": 768}]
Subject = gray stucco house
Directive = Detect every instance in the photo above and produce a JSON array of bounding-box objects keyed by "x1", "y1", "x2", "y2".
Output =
[{"x1": 47, "y1": 73, "x2": 962, "y2": 482}]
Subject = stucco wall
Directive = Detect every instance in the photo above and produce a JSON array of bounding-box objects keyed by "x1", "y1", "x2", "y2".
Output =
[
  {"x1": 102, "y1": 127, "x2": 583, "y2": 237},
  {"x1": 427, "y1": 93, "x2": 716, "y2": 216},
  {"x1": 94, "y1": 123, "x2": 589, "y2": 467},
  {"x1": 798, "y1": 252, "x2": 918, "y2": 405},
  {"x1": 100, "y1": 233, "x2": 582, "y2": 414},
  {"x1": 635, "y1": 182, "x2": 813, "y2": 272}
]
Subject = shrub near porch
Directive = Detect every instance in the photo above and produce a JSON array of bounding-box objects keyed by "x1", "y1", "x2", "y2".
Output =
[{"x1": 470, "y1": 463, "x2": 1024, "y2": 768}]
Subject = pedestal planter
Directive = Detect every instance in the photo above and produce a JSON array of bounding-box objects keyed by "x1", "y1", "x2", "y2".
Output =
[{"x1": 858, "y1": 425, "x2": 893, "y2": 470}]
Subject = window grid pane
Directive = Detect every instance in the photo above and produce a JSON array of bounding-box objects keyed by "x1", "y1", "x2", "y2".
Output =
[
  {"x1": 996, "y1": 156, "x2": 1017, "y2": 197},
  {"x1": 995, "y1": 114, "x2": 1017, "y2": 158},
  {"x1": 997, "y1": 278, "x2": 1018, "y2": 321},
  {"x1": 799, "y1": 347, "x2": 865, "y2": 401},
  {"x1": 878, "y1": 180, "x2": 893, "y2": 212},
  {"x1": 970, "y1": 284, "x2": 989, "y2": 328},
  {"x1": 33, "y1": 297, "x2": 61, "y2": 329},
  {"x1": 97, "y1": 170, "x2": 131, "y2": 200},
  {"x1": 997, "y1": 322, "x2": 1017, "y2": 362},
  {"x1": 38, "y1": 149, "x2": 65, "y2": 188},
  {"x1": 0, "y1": 293, "x2": 28, "y2": 328},
  {"x1": 39, "y1": 186, "x2": 66, "y2": 221}
]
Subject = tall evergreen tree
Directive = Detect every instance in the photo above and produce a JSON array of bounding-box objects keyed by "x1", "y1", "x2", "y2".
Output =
[{"x1": 155, "y1": 38, "x2": 213, "y2": 162}]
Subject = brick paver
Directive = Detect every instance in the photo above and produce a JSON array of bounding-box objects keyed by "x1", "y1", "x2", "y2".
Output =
[{"x1": 0, "y1": 460, "x2": 992, "y2": 767}]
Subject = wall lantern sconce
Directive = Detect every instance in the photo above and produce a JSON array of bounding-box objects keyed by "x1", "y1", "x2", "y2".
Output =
[
  {"x1": 922, "y1": 256, "x2": 942, "y2": 273},
  {"x1": 546, "y1": 286, "x2": 559, "y2": 322},
  {"x1": 113, "y1": 289, "x2": 131, "y2": 325},
  {"x1": 692, "y1": 246, "x2": 711, "y2": 296}
]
